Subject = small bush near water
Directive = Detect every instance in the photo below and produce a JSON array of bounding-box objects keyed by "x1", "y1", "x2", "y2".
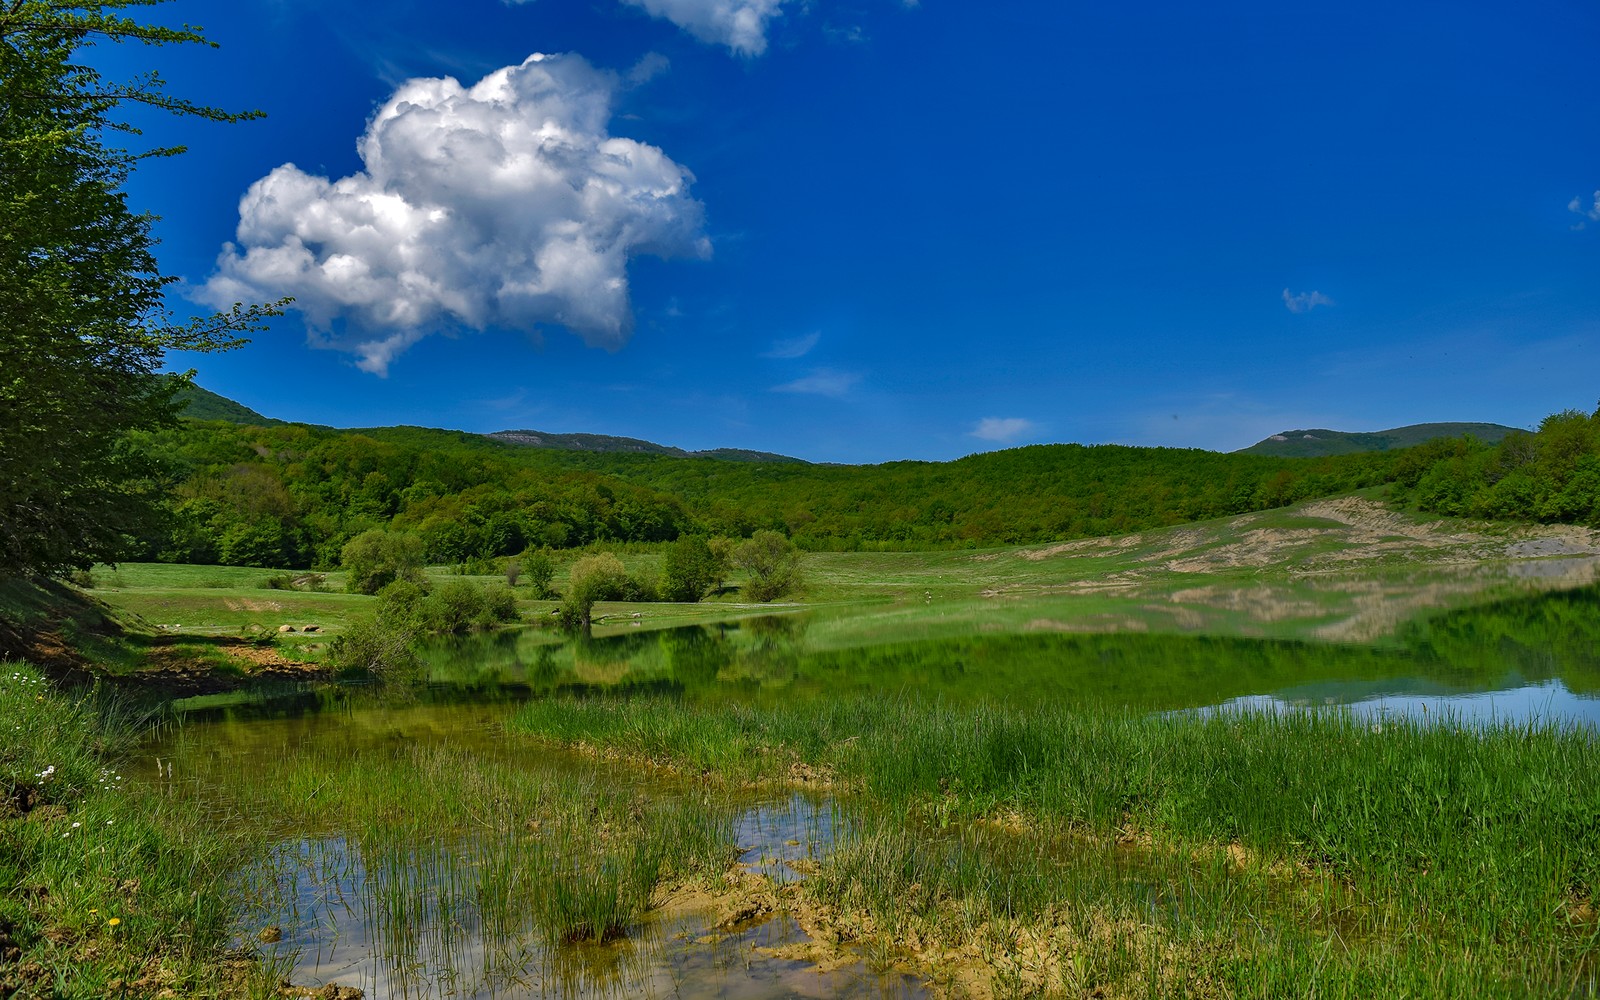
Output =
[{"x1": 330, "y1": 578, "x2": 521, "y2": 675}]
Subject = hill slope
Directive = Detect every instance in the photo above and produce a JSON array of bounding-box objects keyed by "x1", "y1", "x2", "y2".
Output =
[
  {"x1": 1239, "y1": 422, "x2": 1519, "y2": 458},
  {"x1": 173, "y1": 382, "x2": 282, "y2": 426},
  {"x1": 487, "y1": 429, "x2": 803, "y2": 464}
]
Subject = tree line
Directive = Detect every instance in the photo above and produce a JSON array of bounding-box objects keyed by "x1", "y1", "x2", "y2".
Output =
[
  {"x1": 1393, "y1": 405, "x2": 1600, "y2": 526},
  {"x1": 113, "y1": 417, "x2": 1408, "y2": 570}
]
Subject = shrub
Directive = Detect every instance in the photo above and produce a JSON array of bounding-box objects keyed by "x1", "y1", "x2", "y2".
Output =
[
  {"x1": 422, "y1": 578, "x2": 486, "y2": 635},
  {"x1": 521, "y1": 549, "x2": 556, "y2": 599},
  {"x1": 341, "y1": 529, "x2": 425, "y2": 595},
  {"x1": 735, "y1": 530, "x2": 802, "y2": 603},
  {"x1": 659, "y1": 535, "x2": 725, "y2": 603},
  {"x1": 376, "y1": 579, "x2": 428, "y2": 629},
  {"x1": 559, "y1": 553, "x2": 628, "y2": 627},
  {"x1": 477, "y1": 582, "x2": 521, "y2": 628},
  {"x1": 328, "y1": 615, "x2": 417, "y2": 676}
]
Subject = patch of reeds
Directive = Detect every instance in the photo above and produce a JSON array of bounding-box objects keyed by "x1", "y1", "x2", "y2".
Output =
[
  {"x1": 508, "y1": 693, "x2": 1600, "y2": 996},
  {"x1": 214, "y1": 741, "x2": 737, "y2": 977}
]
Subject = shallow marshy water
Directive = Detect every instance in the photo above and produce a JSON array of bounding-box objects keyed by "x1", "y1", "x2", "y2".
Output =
[
  {"x1": 145, "y1": 699, "x2": 918, "y2": 998},
  {"x1": 241, "y1": 826, "x2": 909, "y2": 999},
  {"x1": 144, "y1": 584, "x2": 1600, "y2": 997}
]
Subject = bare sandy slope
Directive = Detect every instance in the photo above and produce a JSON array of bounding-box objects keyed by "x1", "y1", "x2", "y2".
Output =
[{"x1": 983, "y1": 496, "x2": 1600, "y2": 642}]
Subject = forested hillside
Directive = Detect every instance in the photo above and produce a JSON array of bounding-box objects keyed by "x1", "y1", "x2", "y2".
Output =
[
  {"x1": 130, "y1": 419, "x2": 1399, "y2": 568},
  {"x1": 1396, "y1": 406, "x2": 1600, "y2": 525},
  {"x1": 1240, "y1": 422, "x2": 1519, "y2": 457},
  {"x1": 120, "y1": 399, "x2": 1600, "y2": 572}
]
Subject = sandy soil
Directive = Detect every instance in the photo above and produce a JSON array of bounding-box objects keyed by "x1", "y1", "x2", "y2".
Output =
[{"x1": 984, "y1": 497, "x2": 1600, "y2": 640}]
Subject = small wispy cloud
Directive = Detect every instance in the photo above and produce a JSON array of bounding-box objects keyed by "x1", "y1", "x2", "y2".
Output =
[
  {"x1": 619, "y1": 0, "x2": 787, "y2": 57},
  {"x1": 773, "y1": 368, "x2": 859, "y2": 397},
  {"x1": 761, "y1": 331, "x2": 820, "y2": 359},
  {"x1": 823, "y1": 22, "x2": 867, "y2": 44},
  {"x1": 1569, "y1": 190, "x2": 1600, "y2": 231},
  {"x1": 970, "y1": 417, "x2": 1035, "y2": 443},
  {"x1": 1282, "y1": 288, "x2": 1333, "y2": 314},
  {"x1": 627, "y1": 52, "x2": 671, "y2": 85}
]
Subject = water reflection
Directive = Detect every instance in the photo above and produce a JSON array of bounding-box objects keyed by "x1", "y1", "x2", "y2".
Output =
[
  {"x1": 399, "y1": 584, "x2": 1600, "y2": 725},
  {"x1": 1210, "y1": 680, "x2": 1600, "y2": 728},
  {"x1": 172, "y1": 584, "x2": 1600, "y2": 729}
]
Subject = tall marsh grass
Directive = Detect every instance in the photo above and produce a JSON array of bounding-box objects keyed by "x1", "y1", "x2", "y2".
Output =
[
  {"x1": 508, "y1": 693, "x2": 1600, "y2": 996},
  {"x1": 214, "y1": 741, "x2": 737, "y2": 976}
]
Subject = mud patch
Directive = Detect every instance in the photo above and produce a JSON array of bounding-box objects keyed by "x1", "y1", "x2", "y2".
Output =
[
  {"x1": 222, "y1": 598, "x2": 285, "y2": 613},
  {"x1": 1025, "y1": 616, "x2": 1151, "y2": 633},
  {"x1": 1017, "y1": 535, "x2": 1145, "y2": 562}
]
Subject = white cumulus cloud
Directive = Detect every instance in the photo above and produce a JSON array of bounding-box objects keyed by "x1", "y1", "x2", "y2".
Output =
[
  {"x1": 201, "y1": 53, "x2": 710, "y2": 375},
  {"x1": 1282, "y1": 288, "x2": 1333, "y2": 314},
  {"x1": 1569, "y1": 190, "x2": 1600, "y2": 230},
  {"x1": 620, "y1": 0, "x2": 787, "y2": 56},
  {"x1": 970, "y1": 417, "x2": 1035, "y2": 444}
]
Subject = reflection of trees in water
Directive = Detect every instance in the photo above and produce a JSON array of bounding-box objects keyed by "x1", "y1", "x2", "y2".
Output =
[
  {"x1": 726, "y1": 615, "x2": 808, "y2": 687},
  {"x1": 652, "y1": 616, "x2": 811, "y2": 692},
  {"x1": 417, "y1": 629, "x2": 525, "y2": 683},
  {"x1": 1393, "y1": 583, "x2": 1600, "y2": 693},
  {"x1": 569, "y1": 629, "x2": 668, "y2": 689},
  {"x1": 661, "y1": 626, "x2": 733, "y2": 689},
  {"x1": 398, "y1": 584, "x2": 1600, "y2": 708}
]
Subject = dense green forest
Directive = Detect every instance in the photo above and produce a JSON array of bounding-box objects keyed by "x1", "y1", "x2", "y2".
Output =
[
  {"x1": 115, "y1": 400, "x2": 1600, "y2": 572},
  {"x1": 127, "y1": 419, "x2": 1397, "y2": 568},
  {"x1": 1395, "y1": 406, "x2": 1600, "y2": 525}
]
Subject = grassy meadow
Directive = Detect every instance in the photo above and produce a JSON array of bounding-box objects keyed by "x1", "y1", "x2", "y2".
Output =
[
  {"x1": 75, "y1": 491, "x2": 1600, "y2": 672},
  {"x1": 0, "y1": 664, "x2": 283, "y2": 999}
]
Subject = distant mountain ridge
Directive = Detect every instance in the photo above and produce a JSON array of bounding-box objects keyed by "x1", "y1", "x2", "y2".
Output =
[
  {"x1": 1238, "y1": 422, "x2": 1520, "y2": 458},
  {"x1": 172, "y1": 382, "x2": 805, "y2": 462},
  {"x1": 174, "y1": 382, "x2": 1513, "y2": 465},
  {"x1": 172, "y1": 382, "x2": 283, "y2": 426},
  {"x1": 487, "y1": 429, "x2": 805, "y2": 464}
]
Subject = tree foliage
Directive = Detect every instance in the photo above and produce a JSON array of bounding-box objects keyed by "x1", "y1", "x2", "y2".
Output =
[
  {"x1": 735, "y1": 530, "x2": 801, "y2": 603},
  {"x1": 340, "y1": 529, "x2": 424, "y2": 595},
  {"x1": 659, "y1": 535, "x2": 725, "y2": 603},
  {"x1": 0, "y1": 1, "x2": 277, "y2": 576},
  {"x1": 1397, "y1": 405, "x2": 1600, "y2": 526},
  {"x1": 129, "y1": 419, "x2": 1406, "y2": 568},
  {"x1": 558, "y1": 552, "x2": 629, "y2": 628}
]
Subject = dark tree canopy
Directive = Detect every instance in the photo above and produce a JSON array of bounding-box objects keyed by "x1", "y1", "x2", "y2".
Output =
[{"x1": 0, "y1": 1, "x2": 277, "y2": 576}]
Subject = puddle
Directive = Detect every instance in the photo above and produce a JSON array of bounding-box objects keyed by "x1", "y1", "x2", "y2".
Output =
[
  {"x1": 735, "y1": 794, "x2": 837, "y2": 885},
  {"x1": 233, "y1": 792, "x2": 915, "y2": 999}
]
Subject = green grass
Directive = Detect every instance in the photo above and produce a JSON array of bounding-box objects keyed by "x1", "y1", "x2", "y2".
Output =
[
  {"x1": 508, "y1": 693, "x2": 1600, "y2": 997},
  {"x1": 0, "y1": 663, "x2": 281, "y2": 998}
]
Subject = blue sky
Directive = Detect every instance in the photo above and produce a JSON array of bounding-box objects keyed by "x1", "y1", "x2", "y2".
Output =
[{"x1": 100, "y1": 0, "x2": 1600, "y2": 462}]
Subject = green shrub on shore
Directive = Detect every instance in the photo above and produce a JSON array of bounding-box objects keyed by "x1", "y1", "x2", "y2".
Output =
[{"x1": 329, "y1": 577, "x2": 522, "y2": 675}]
